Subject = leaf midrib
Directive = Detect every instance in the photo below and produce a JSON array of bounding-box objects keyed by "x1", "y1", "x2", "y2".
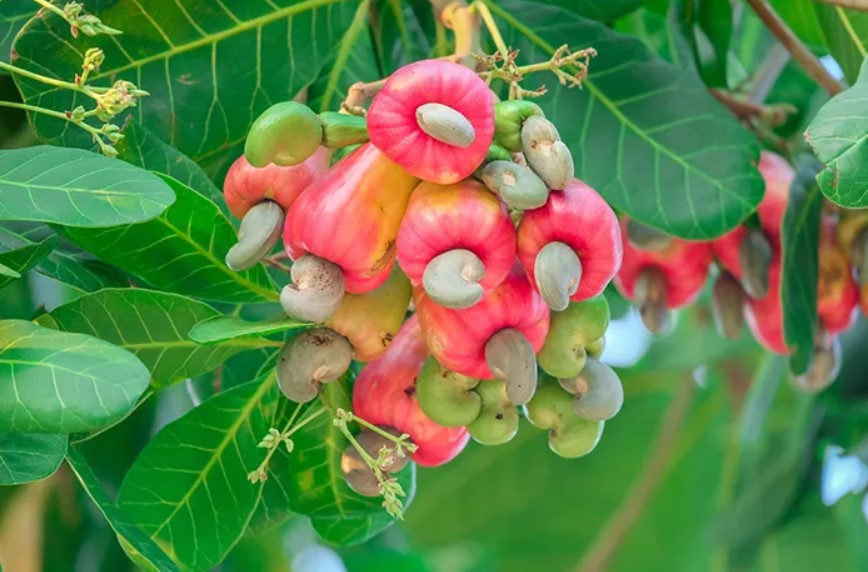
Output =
[
  {"x1": 147, "y1": 375, "x2": 274, "y2": 540},
  {"x1": 483, "y1": 0, "x2": 754, "y2": 208},
  {"x1": 87, "y1": 0, "x2": 348, "y2": 80}
]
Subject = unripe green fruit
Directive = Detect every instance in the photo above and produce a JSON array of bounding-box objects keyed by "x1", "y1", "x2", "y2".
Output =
[
  {"x1": 538, "y1": 296, "x2": 610, "y2": 378},
  {"x1": 524, "y1": 376, "x2": 603, "y2": 459},
  {"x1": 245, "y1": 101, "x2": 323, "y2": 168},
  {"x1": 467, "y1": 379, "x2": 519, "y2": 446},
  {"x1": 416, "y1": 356, "x2": 482, "y2": 427},
  {"x1": 493, "y1": 99, "x2": 544, "y2": 152}
]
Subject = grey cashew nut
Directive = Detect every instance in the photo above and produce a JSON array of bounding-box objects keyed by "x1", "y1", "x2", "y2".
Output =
[
  {"x1": 416, "y1": 102, "x2": 475, "y2": 148},
  {"x1": 280, "y1": 254, "x2": 345, "y2": 323},
  {"x1": 534, "y1": 241, "x2": 582, "y2": 312},
  {"x1": 276, "y1": 328, "x2": 352, "y2": 403},
  {"x1": 225, "y1": 201, "x2": 284, "y2": 271},
  {"x1": 520, "y1": 115, "x2": 574, "y2": 190},
  {"x1": 485, "y1": 328, "x2": 538, "y2": 405},
  {"x1": 480, "y1": 160, "x2": 550, "y2": 210},
  {"x1": 422, "y1": 248, "x2": 486, "y2": 309}
]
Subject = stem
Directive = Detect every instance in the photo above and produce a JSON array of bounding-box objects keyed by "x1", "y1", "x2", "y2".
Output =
[
  {"x1": 0, "y1": 60, "x2": 105, "y2": 97},
  {"x1": 745, "y1": 0, "x2": 845, "y2": 95},
  {"x1": 0, "y1": 99, "x2": 69, "y2": 121},
  {"x1": 286, "y1": 405, "x2": 328, "y2": 437},
  {"x1": 353, "y1": 415, "x2": 419, "y2": 452},
  {"x1": 817, "y1": 0, "x2": 868, "y2": 8},
  {"x1": 468, "y1": 1, "x2": 509, "y2": 61},
  {"x1": 32, "y1": 0, "x2": 67, "y2": 20}
]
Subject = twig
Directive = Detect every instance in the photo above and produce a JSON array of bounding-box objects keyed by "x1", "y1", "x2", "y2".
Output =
[
  {"x1": 710, "y1": 89, "x2": 794, "y2": 127},
  {"x1": 745, "y1": 0, "x2": 845, "y2": 95},
  {"x1": 575, "y1": 379, "x2": 694, "y2": 572},
  {"x1": 817, "y1": 0, "x2": 868, "y2": 9}
]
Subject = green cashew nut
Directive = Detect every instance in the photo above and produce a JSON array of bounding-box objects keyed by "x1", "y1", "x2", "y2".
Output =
[
  {"x1": 245, "y1": 101, "x2": 323, "y2": 168},
  {"x1": 467, "y1": 379, "x2": 520, "y2": 446},
  {"x1": 319, "y1": 112, "x2": 369, "y2": 148},
  {"x1": 538, "y1": 296, "x2": 610, "y2": 379},
  {"x1": 524, "y1": 376, "x2": 604, "y2": 459},
  {"x1": 480, "y1": 160, "x2": 550, "y2": 210},
  {"x1": 493, "y1": 100, "x2": 544, "y2": 152},
  {"x1": 559, "y1": 357, "x2": 623, "y2": 421},
  {"x1": 416, "y1": 356, "x2": 482, "y2": 427}
]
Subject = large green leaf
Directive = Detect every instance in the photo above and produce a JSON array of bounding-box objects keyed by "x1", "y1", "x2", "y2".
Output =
[
  {"x1": 547, "y1": 0, "x2": 643, "y2": 22},
  {"x1": 805, "y1": 59, "x2": 868, "y2": 207},
  {"x1": 0, "y1": 225, "x2": 57, "y2": 289},
  {"x1": 0, "y1": 320, "x2": 150, "y2": 433},
  {"x1": 781, "y1": 157, "x2": 822, "y2": 375},
  {"x1": 769, "y1": 0, "x2": 828, "y2": 51},
  {"x1": 0, "y1": 432, "x2": 67, "y2": 485},
  {"x1": 116, "y1": 376, "x2": 278, "y2": 571},
  {"x1": 815, "y1": 4, "x2": 868, "y2": 85},
  {"x1": 116, "y1": 123, "x2": 225, "y2": 212},
  {"x1": 61, "y1": 175, "x2": 277, "y2": 303},
  {"x1": 0, "y1": 146, "x2": 175, "y2": 228},
  {"x1": 189, "y1": 315, "x2": 308, "y2": 345},
  {"x1": 66, "y1": 445, "x2": 180, "y2": 572},
  {"x1": 34, "y1": 248, "x2": 129, "y2": 294},
  {"x1": 372, "y1": 0, "x2": 432, "y2": 76},
  {"x1": 12, "y1": 0, "x2": 358, "y2": 177},
  {"x1": 308, "y1": 0, "x2": 381, "y2": 113},
  {"x1": 48, "y1": 289, "x2": 277, "y2": 388},
  {"x1": 0, "y1": 0, "x2": 34, "y2": 66},
  {"x1": 282, "y1": 381, "x2": 415, "y2": 546},
  {"x1": 487, "y1": 0, "x2": 764, "y2": 239}
]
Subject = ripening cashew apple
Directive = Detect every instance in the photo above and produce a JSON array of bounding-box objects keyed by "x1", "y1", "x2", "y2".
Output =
[
  {"x1": 223, "y1": 148, "x2": 330, "y2": 271},
  {"x1": 537, "y1": 295, "x2": 609, "y2": 379},
  {"x1": 836, "y1": 210, "x2": 868, "y2": 317},
  {"x1": 517, "y1": 179, "x2": 622, "y2": 312},
  {"x1": 351, "y1": 315, "x2": 470, "y2": 468},
  {"x1": 396, "y1": 178, "x2": 516, "y2": 309},
  {"x1": 281, "y1": 143, "x2": 419, "y2": 322},
  {"x1": 713, "y1": 151, "x2": 793, "y2": 354},
  {"x1": 817, "y1": 216, "x2": 858, "y2": 335},
  {"x1": 367, "y1": 59, "x2": 495, "y2": 184},
  {"x1": 414, "y1": 264, "x2": 550, "y2": 406},
  {"x1": 325, "y1": 266, "x2": 413, "y2": 362},
  {"x1": 615, "y1": 217, "x2": 713, "y2": 335},
  {"x1": 524, "y1": 375, "x2": 604, "y2": 459}
]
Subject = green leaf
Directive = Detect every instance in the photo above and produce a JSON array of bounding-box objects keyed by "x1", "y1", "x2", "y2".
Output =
[
  {"x1": 116, "y1": 123, "x2": 226, "y2": 213},
  {"x1": 34, "y1": 248, "x2": 129, "y2": 294},
  {"x1": 487, "y1": 0, "x2": 764, "y2": 239},
  {"x1": 769, "y1": 0, "x2": 828, "y2": 51},
  {"x1": 116, "y1": 376, "x2": 278, "y2": 571},
  {"x1": 815, "y1": 4, "x2": 868, "y2": 85},
  {"x1": 0, "y1": 320, "x2": 150, "y2": 433},
  {"x1": 0, "y1": 226, "x2": 57, "y2": 289},
  {"x1": 781, "y1": 156, "x2": 822, "y2": 375},
  {"x1": 189, "y1": 315, "x2": 308, "y2": 345},
  {"x1": 12, "y1": 0, "x2": 359, "y2": 177},
  {"x1": 372, "y1": 0, "x2": 432, "y2": 76},
  {"x1": 0, "y1": 146, "x2": 176, "y2": 228},
  {"x1": 66, "y1": 445, "x2": 180, "y2": 572},
  {"x1": 0, "y1": 0, "x2": 34, "y2": 66},
  {"x1": 0, "y1": 432, "x2": 67, "y2": 485},
  {"x1": 60, "y1": 175, "x2": 277, "y2": 303},
  {"x1": 805, "y1": 59, "x2": 868, "y2": 207},
  {"x1": 282, "y1": 381, "x2": 415, "y2": 546},
  {"x1": 547, "y1": 0, "x2": 643, "y2": 22},
  {"x1": 308, "y1": 0, "x2": 381, "y2": 113},
  {"x1": 48, "y1": 289, "x2": 276, "y2": 389}
]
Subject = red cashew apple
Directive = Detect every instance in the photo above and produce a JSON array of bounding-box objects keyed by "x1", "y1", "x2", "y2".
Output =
[
  {"x1": 352, "y1": 314, "x2": 470, "y2": 467},
  {"x1": 223, "y1": 147, "x2": 331, "y2": 219},
  {"x1": 614, "y1": 217, "x2": 713, "y2": 333},
  {"x1": 414, "y1": 264, "x2": 550, "y2": 405},
  {"x1": 396, "y1": 178, "x2": 516, "y2": 309},
  {"x1": 818, "y1": 216, "x2": 858, "y2": 335},
  {"x1": 367, "y1": 59, "x2": 495, "y2": 184},
  {"x1": 281, "y1": 143, "x2": 419, "y2": 322},
  {"x1": 517, "y1": 178, "x2": 622, "y2": 311}
]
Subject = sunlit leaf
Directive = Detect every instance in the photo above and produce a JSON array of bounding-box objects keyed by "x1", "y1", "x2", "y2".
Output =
[{"x1": 0, "y1": 320, "x2": 150, "y2": 433}]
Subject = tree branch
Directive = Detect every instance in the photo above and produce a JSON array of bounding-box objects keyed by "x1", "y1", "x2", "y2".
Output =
[
  {"x1": 817, "y1": 0, "x2": 868, "y2": 10},
  {"x1": 746, "y1": 0, "x2": 845, "y2": 95}
]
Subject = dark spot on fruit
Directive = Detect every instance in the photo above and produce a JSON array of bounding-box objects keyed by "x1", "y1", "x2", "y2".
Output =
[
  {"x1": 404, "y1": 382, "x2": 416, "y2": 398},
  {"x1": 368, "y1": 240, "x2": 396, "y2": 274},
  {"x1": 495, "y1": 413, "x2": 504, "y2": 420}
]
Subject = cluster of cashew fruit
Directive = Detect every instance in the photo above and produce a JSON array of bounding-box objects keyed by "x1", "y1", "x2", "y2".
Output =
[
  {"x1": 615, "y1": 151, "x2": 862, "y2": 392},
  {"x1": 222, "y1": 59, "x2": 627, "y2": 498}
]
